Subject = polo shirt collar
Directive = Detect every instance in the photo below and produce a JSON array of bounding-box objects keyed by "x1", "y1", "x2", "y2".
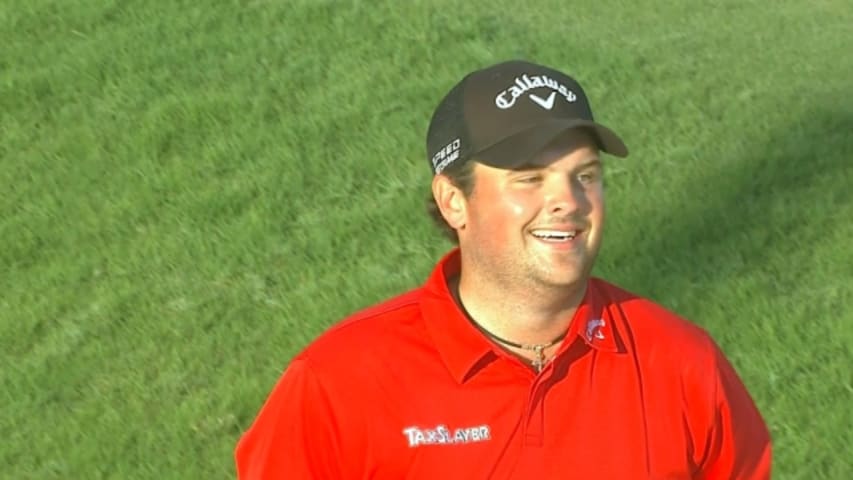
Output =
[
  {"x1": 420, "y1": 249, "x2": 621, "y2": 384},
  {"x1": 421, "y1": 249, "x2": 496, "y2": 383}
]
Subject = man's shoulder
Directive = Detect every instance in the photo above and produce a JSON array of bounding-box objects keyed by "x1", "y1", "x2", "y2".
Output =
[
  {"x1": 295, "y1": 286, "x2": 427, "y2": 366},
  {"x1": 592, "y1": 278, "x2": 727, "y2": 391},
  {"x1": 591, "y1": 278, "x2": 716, "y2": 352}
]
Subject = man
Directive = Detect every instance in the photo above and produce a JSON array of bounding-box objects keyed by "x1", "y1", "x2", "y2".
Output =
[{"x1": 235, "y1": 60, "x2": 772, "y2": 479}]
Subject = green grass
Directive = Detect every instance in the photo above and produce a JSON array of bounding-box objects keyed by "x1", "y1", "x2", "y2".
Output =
[{"x1": 2, "y1": 0, "x2": 852, "y2": 478}]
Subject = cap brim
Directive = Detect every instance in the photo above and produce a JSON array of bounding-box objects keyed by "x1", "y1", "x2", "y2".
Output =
[{"x1": 474, "y1": 119, "x2": 628, "y2": 169}]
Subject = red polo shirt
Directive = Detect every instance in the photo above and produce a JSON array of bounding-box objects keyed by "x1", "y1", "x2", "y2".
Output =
[{"x1": 236, "y1": 249, "x2": 771, "y2": 479}]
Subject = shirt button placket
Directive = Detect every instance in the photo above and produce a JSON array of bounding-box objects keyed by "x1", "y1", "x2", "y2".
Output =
[{"x1": 522, "y1": 373, "x2": 547, "y2": 447}]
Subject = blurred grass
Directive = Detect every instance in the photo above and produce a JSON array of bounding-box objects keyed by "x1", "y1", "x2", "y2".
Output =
[{"x1": 1, "y1": 0, "x2": 851, "y2": 478}]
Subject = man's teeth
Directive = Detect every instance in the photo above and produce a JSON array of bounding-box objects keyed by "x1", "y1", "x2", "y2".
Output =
[{"x1": 531, "y1": 229, "x2": 577, "y2": 240}]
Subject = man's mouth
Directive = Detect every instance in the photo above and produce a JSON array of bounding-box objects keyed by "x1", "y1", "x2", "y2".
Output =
[{"x1": 530, "y1": 229, "x2": 580, "y2": 242}]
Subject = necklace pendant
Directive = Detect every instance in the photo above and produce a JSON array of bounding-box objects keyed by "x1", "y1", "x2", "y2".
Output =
[{"x1": 532, "y1": 345, "x2": 546, "y2": 373}]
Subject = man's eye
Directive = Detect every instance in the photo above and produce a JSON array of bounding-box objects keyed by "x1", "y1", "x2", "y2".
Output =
[
  {"x1": 578, "y1": 171, "x2": 599, "y2": 183},
  {"x1": 517, "y1": 175, "x2": 542, "y2": 183}
]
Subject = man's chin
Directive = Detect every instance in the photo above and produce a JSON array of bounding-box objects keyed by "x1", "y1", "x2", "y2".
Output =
[{"x1": 532, "y1": 268, "x2": 591, "y2": 290}]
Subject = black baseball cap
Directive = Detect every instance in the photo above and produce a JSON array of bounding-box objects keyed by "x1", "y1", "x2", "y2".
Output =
[{"x1": 426, "y1": 60, "x2": 628, "y2": 175}]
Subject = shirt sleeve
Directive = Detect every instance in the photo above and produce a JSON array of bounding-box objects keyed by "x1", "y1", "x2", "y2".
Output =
[
  {"x1": 234, "y1": 357, "x2": 363, "y2": 479},
  {"x1": 695, "y1": 342, "x2": 773, "y2": 480}
]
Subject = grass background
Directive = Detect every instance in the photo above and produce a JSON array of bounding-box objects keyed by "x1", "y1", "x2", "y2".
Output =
[{"x1": 2, "y1": 0, "x2": 851, "y2": 478}]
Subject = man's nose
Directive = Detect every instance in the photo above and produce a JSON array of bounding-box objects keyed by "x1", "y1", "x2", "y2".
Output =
[{"x1": 545, "y1": 177, "x2": 587, "y2": 216}]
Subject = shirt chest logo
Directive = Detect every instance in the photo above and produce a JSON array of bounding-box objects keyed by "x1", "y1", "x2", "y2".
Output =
[
  {"x1": 402, "y1": 424, "x2": 491, "y2": 447},
  {"x1": 585, "y1": 318, "x2": 606, "y2": 341}
]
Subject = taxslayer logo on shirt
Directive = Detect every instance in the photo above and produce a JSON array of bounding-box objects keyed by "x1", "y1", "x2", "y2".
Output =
[{"x1": 402, "y1": 424, "x2": 491, "y2": 447}]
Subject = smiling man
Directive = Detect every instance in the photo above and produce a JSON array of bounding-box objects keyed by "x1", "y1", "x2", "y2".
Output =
[{"x1": 235, "y1": 60, "x2": 772, "y2": 479}]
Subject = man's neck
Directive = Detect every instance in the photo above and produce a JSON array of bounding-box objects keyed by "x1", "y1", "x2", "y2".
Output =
[{"x1": 451, "y1": 268, "x2": 587, "y2": 346}]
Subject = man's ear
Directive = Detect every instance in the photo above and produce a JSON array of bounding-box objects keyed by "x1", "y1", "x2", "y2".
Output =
[{"x1": 431, "y1": 174, "x2": 468, "y2": 231}]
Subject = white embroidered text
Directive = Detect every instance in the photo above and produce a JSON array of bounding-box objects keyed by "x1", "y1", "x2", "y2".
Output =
[{"x1": 402, "y1": 424, "x2": 491, "y2": 447}]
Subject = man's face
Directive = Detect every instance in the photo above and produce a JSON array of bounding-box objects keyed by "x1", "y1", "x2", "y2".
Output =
[{"x1": 458, "y1": 129, "x2": 605, "y2": 290}]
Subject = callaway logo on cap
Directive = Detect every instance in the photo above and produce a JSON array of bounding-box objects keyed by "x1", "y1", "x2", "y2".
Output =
[{"x1": 426, "y1": 60, "x2": 629, "y2": 175}]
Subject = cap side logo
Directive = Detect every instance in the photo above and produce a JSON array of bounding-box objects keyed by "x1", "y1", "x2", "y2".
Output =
[
  {"x1": 495, "y1": 73, "x2": 577, "y2": 110},
  {"x1": 432, "y1": 138, "x2": 462, "y2": 174}
]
